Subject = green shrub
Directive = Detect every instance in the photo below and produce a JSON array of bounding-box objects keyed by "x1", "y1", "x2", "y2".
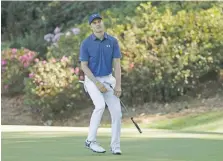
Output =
[
  {"x1": 1, "y1": 41, "x2": 11, "y2": 51},
  {"x1": 106, "y1": 3, "x2": 223, "y2": 103},
  {"x1": 1, "y1": 48, "x2": 38, "y2": 96},
  {"x1": 9, "y1": 32, "x2": 48, "y2": 59},
  {"x1": 24, "y1": 56, "x2": 86, "y2": 121}
]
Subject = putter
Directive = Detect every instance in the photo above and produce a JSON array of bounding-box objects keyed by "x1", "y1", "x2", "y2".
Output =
[
  {"x1": 120, "y1": 99, "x2": 142, "y2": 134},
  {"x1": 103, "y1": 82, "x2": 142, "y2": 134}
]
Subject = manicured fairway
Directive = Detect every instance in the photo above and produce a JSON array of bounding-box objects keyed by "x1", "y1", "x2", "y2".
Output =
[{"x1": 2, "y1": 127, "x2": 223, "y2": 161}]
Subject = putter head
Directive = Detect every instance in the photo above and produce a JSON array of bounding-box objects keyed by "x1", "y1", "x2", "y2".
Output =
[{"x1": 131, "y1": 117, "x2": 142, "y2": 134}]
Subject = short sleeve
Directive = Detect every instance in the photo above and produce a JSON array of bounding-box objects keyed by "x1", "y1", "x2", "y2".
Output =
[
  {"x1": 79, "y1": 41, "x2": 89, "y2": 61},
  {"x1": 113, "y1": 39, "x2": 122, "y2": 58}
]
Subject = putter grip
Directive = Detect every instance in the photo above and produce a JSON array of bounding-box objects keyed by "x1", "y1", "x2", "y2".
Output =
[{"x1": 131, "y1": 117, "x2": 142, "y2": 133}]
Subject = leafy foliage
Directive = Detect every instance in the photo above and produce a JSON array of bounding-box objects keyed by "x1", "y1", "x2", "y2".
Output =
[{"x1": 106, "y1": 3, "x2": 223, "y2": 103}]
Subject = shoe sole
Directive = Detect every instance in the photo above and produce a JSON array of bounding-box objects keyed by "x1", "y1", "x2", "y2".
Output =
[
  {"x1": 92, "y1": 150, "x2": 106, "y2": 153},
  {"x1": 86, "y1": 146, "x2": 106, "y2": 153},
  {"x1": 110, "y1": 149, "x2": 122, "y2": 155},
  {"x1": 112, "y1": 152, "x2": 122, "y2": 155}
]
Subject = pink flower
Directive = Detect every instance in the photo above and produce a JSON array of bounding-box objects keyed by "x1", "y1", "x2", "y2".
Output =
[
  {"x1": 51, "y1": 58, "x2": 57, "y2": 63},
  {"x1": 27, "y1": 52, "x2": 35, "y2": 58},
  {"x1": 19, "y1": 56, "x2": 27, "y2": 64},
  {"x1": 74, "y1": 67, "x2": 79, "y2": 75},
  {"x1": 24, "y1": 62, "x2": 29, "y2": 68},
  {"x1": 61, "y1": 56, "x2": 68, "y2": 62},
  {"x1": 26, "y1": 55, "x2": 33, "y2": 61},
  {"x1": 28, "y1": 52, "x2": 32, "y2": 56},
  {"x1": 29, "y1": 73, "x2": 34, "y2": 78},
  {"x1": 34, "y1": 58, "x2": 39, "y2": 63},
  {"x1": 1, "y1": 60, "x2": 7, "y2": 66},
  {"x1": 70, "y1": 68, "x2": 75, "y2": 74},
  {"x1": 23, "y1": 55, "x2": 29, "y2": 60},
  {"x1": 129, "y1": 62, "x2": 134, "y2": 69},
  {"x1": 12, "y1": 48, "x2": 17, "y2": 54},
  {"x1": 42, "y1": 60, "x2": 47, "y2": 64}
]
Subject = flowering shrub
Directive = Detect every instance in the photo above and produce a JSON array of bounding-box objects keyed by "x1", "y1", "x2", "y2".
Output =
[
  {"x1": 24, "y1": 56, "x2": 86, "y2": 121},
  {"x1": 1, "y1": 48, "x2": 37, "y2": 95}
]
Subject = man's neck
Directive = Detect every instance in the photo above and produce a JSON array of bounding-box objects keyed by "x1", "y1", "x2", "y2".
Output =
[{"x1": 94, "y1": 32, "x2": 105, "y2": 40}]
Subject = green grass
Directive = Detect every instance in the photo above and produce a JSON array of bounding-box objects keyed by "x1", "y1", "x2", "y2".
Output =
[
  {"x1": 2, "y1": 131, "x2": 223, "y2": 161},
  {"x1": 148, "y1": 111, "x2": 223, "y2": 131}
]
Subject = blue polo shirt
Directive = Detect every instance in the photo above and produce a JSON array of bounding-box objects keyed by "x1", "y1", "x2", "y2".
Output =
[{"x1": 79, "y1": 33, "x2": 122, "y2": 77}]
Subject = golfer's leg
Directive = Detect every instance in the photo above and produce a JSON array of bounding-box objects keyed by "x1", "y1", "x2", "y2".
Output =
[
  {"x1": 85, "y1": 80, "x2": 106, "y2": 142},
  {"x1": 104, "y1": 91, "x2": 122, "y2": 148}
]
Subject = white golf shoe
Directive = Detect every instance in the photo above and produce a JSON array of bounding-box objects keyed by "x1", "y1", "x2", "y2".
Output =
[
  {"x1": 85, "y1": 140, "x2": 106, "y2": 153},
  {"x1": 111, "y1": 146, "x2": 122, "y2": 155}
]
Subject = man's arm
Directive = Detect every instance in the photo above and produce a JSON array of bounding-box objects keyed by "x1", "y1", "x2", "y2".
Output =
[
  {"x1": 81, "y1": 61, "x2": 107, "y2": 93},
  {"x1": 81, "y1": 61, "x2": 98, "y2": 84},
  {"x1": 113, "y1": 58, "x2": 122, "y2": 97}
]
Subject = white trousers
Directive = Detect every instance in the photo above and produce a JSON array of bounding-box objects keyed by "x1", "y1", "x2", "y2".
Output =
[{"x1": 84, "y1": 74, "x2": 122, "y2": 148}]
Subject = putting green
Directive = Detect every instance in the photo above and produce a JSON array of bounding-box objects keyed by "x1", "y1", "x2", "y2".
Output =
[{"x1": 2, "y1": 130, "x2": 223, "y2": 161}]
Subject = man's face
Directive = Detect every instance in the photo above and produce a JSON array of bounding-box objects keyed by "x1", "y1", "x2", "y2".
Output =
[{"x1": 90, "y1": 18, "x2": 104, "y2": 33}]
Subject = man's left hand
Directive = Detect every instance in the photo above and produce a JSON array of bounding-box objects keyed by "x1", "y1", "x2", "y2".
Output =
[{"x1": 114, "y1": 85, "x2": 122, "y2": 98}]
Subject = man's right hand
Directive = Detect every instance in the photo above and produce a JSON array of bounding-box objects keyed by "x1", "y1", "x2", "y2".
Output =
[
  {"x1": 95, "y1": 81, "x2": 108, "y2": 93},
  {"x1": 80, "y1": 62, "x2": 108, "y2": 93}
]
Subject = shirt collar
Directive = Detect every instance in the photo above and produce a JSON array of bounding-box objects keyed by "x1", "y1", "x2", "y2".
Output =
[
  {"x1": 91, "y1": 32, "x2": 108, "y2": 40},
  {"x1": 104, "y1": 32, "x2": 108, "y2": 39}
]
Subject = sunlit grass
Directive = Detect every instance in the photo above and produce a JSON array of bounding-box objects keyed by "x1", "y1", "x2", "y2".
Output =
[
  {"x1": 2, "y1": 130, "x2": 223, "y2": 161},
  {"x1": 147, "y1": 111, "x2": 223, "y2": 131}
]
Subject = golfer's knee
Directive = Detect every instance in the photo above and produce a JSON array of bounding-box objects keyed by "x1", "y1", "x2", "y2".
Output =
[
  {"x1": 112, "y1": 110, "x2": 122, "y2": 120},
  {"x1": 94, "y1": 103, "x2": 106, "y2": 112}
]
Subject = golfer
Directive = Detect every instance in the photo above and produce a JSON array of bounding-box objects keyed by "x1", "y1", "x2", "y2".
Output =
[{"x1": 79, "y1": 13, "x2": 122, "y2": 155}]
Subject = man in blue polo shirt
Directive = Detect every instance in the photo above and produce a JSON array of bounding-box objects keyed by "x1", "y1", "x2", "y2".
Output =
[{"x1": 79, "y1": 13, "x2": 122, "y2": 155}]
